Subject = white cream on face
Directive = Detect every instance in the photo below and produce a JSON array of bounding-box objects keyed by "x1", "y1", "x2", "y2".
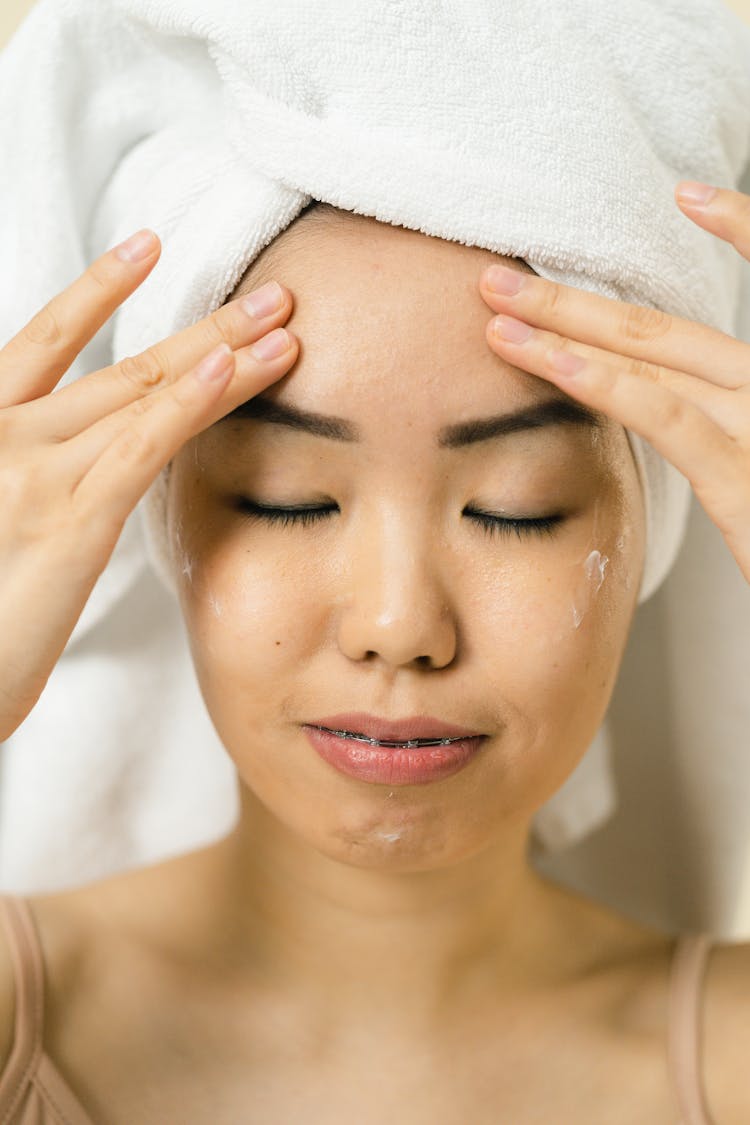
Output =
[
  {"x1": 615, "y1": 533, "x2": 631, "y2": 591},
  {"x1": 207, "y1": 588, "x2": 224, "y2": 618},
  {"x1": 172, "y1": 516, "x2": 195, "y2": 584},
  {"x1": 571, "y1": 549, "x2": 610, "y2": 629},
  {"x1": 181, "y1": 554, "x2": 195, "y2": 583},
  {"x1": 565, "y1": 430, "x2": 641, "y2": 630}
]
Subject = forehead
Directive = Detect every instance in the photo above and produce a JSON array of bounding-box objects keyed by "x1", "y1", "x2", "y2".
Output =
[
  {"x1": 241, "y1": 225, "x2": 534, "y2": 430},
  {"x1": 235, "y1": 210, "x2": 539, "y2": 394},
  {"x1": 218, "y1": 211, "x2": 621, "y2": 466}
]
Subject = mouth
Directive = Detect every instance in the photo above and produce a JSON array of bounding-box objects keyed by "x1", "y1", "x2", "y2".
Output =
[
  {"x1": 310, "y1": 725, "x2": 471, "y2": 749},
  {"x1": 303, "y1": 722, "x2": 488, "y2": 785},
  {"x1": 308, "y1": 712, "x2": 485, "y2": 747}
]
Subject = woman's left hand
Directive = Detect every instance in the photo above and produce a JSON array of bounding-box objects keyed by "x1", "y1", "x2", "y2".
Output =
[{"x1": 478, "y1": 181, "x2": 750, "y2": 586}]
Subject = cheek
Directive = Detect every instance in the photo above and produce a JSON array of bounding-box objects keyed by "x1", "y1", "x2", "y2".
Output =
[
  {"x1": 176, "y1": 521, "x2": 325, "y2": 709},
  {"x1": 468, "y1": 498, "x2": 641, "y2": 759}
]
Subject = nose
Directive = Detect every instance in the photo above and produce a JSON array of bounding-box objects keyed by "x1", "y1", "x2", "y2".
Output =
[{"x1": 336, "y1": 515, "x2": 458, "y2": 670}]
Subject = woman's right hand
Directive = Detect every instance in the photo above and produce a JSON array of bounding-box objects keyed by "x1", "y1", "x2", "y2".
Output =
[{"x1": 0, "y1": 229, "x2": 298, "y2": 743}]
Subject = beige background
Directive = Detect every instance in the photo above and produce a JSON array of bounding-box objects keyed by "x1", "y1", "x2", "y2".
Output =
[{"x1": 2, "y1": 0, "x2": 750, "y2": 44}]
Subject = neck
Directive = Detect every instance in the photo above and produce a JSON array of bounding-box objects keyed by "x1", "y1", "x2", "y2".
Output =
[{"x1": 198, "y1": 787, "x2": 599, "y2": 1039}]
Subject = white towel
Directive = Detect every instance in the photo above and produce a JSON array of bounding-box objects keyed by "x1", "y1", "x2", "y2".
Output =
[{"x1": 1, "y1": 0, "x2": 750, "y2": 936}]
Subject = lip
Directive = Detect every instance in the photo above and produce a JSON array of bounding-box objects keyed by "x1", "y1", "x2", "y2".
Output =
[
  {"x1": 303, "y1": 726, "x2": 487, "y2": 786},
  {"x1": 308, "y1": 712, "x2": 484, "y2": 743}
]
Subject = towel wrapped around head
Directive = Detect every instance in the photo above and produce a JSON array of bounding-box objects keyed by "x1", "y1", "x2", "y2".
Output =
[{"x1": 2, "y1": 0, "x2": 750, "y2": 934}]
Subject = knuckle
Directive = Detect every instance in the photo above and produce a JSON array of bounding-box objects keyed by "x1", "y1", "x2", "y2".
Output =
[
  {"x1": 553, "y1": 335, "x2": 577, "y2": 355},
  {"x1": 654, "y1": 392, "x2": 687, "y2": 431},
  {"x1": 540, "y1": 282, "x2": 566, "y2": 319},
  {"x1": 620, "y1": 303, "x2": 671, "y2": 343},
  {"x1": 117, "y1": 348, "x2": 170, "y2": 394},
  {"x1": 627, "y1": 358, "x2": 661, "y2": 383},
  {"x1": 200, "y1": 316, "x2": 231, "y2": 351},
  {"x1": 126, "y1": 393, "x2": 158, "y2": 421},
  {"x1": 0, "y1": 463, "x2": 33, "y2": 508},
  {"x1": 0, "y1": 460, "x2": 51, "y2": 534},
  {"x1": 84, "y1": 259, "x2": 114, "y2": 295},
  {"x1": 23, "y1": 302, "x2": 64, "y2": 348},
  {"x1": 112, "y1": 420, "x2": 156, "y2": 466}
]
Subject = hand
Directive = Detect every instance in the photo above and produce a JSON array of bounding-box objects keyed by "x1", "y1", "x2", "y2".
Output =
[
  {"x1": 0, "y1": 230, "x2": 298, "y2": 743},
  {"x1": 478, "y1": 182, "x2": 750, "y2": 586}
]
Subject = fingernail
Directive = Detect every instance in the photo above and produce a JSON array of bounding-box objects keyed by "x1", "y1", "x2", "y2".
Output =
[
  {"x1": 195, "y1": 344, "x2": 233, "y2": 383},
  {"x1": 113, "y1": 229, "x2": 159, "y2": 262},
  {"x1": 250, "y1": 328, "x2": 291, "y2": 360},
  {"x1": 241, "y1": 281, "x2": 285, "y2": 319},
  {"x1": 675, "y1": 181, "x2": 717, "y2": 207},
  {"x1": 493, "y1": 315, "x2": 533, "y2": 343},
  {"x1": 485, "y1": 265, "x2": 526, "y2": 296}
]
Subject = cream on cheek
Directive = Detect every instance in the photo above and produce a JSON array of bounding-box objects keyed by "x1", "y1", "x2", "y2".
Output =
[
  {"x1": 464, "y1": 469, "x2": 641, "y2": 803},
  {"x1": 466, "y1": 455, "x2": 635, "y2": 654},
  {"x1": 498, "y1": 427, "x2": 642, "y2": 641},
  {"x1": 566, "y1": 426, "x2": 642, "y2": 631},
  {"x1": 469, "y1": 508, "x2": 626, "y2": 690},
  {"x1": 572, "y1": 548, "x2": 611, "y2": 629}
]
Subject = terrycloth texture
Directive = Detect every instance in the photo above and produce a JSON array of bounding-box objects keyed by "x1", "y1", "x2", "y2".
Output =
[{"x1": 0, "y1": 0, "x2": 749, "y2": 936}]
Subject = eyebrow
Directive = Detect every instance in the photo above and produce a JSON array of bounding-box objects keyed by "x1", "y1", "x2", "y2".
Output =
[{"x1": 220, "y1": 394, "x2": 604, "y2": 447}]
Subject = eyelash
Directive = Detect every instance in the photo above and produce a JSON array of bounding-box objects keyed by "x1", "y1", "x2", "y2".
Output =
[{"x1": 235, "y1": 500, "x2": 564, "y2": 540}]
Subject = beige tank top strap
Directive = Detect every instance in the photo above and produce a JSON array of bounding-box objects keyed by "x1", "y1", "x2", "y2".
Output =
[
  {"x1": 668, "y1": 932, "x2": 716, "y2": 1125},
  {"x1": 0, "y1": 895, "x2": 44, "y2": 1055},
  {"x1": 0, "y1": 894, "x2": 45, "y2": 1121}
]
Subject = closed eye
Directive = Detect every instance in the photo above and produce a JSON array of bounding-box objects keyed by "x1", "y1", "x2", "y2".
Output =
[
  {"x1": 236, "y1": 500, "x2": 338, "y2": 529},
  {"x1": 234, "y1": 499, "x2": 565, "y2": 538},
  {"x1": 467, "y1": 511, "x2": 564, "y2": 539}
]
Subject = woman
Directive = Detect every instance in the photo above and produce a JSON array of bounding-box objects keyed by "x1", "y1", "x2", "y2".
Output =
[{"x1": 0, "y1": 181, "x2": 748, "y2": 1122}]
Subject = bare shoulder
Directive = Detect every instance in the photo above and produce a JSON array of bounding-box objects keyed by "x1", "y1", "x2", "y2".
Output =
[
  {"x1": 23, "y1": 850, "x2": 202, "y2": 997},
  {"x1": 703, "y1": 938, "x2": 750, "y2": 1124},
  {"x1": 16, "y1": 844, "x2": 225, "y2": 1037}
]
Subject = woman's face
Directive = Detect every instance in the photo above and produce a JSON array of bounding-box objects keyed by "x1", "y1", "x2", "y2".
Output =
[{"x1": 168, "y1": 210, "x2": 646, "y2": 872}]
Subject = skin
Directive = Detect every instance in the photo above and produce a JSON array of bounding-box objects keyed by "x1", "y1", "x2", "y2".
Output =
[
  {"x1": 3, "y1": 185, "x2": 750, "y2": 1117},
  {"x1": 161, "y1": 206, "x2": 652, "y2": 1040}
]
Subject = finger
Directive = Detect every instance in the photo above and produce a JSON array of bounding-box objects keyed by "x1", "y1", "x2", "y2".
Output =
[
  {"x1": 485, "y1": 317, "x2": 743, "y2": 504},
  {"x1": 487, "y1": 314, "x2": 745, "y2": 439},
  {"x1": 67, "y1": 328, "x2": 298, "y2": 525},
  {"x1": 28, "y1": 280, "x2": 293, "y2": 441},
  {"x1": 0, "y1": 230, "x2": 161, "y2": 409},
  {"x1": 674, "y1": 181, "x2": 750, "y2": 263},
  {"x1": 478, "y1": 261, "x2": 747, "y2": 391}
]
